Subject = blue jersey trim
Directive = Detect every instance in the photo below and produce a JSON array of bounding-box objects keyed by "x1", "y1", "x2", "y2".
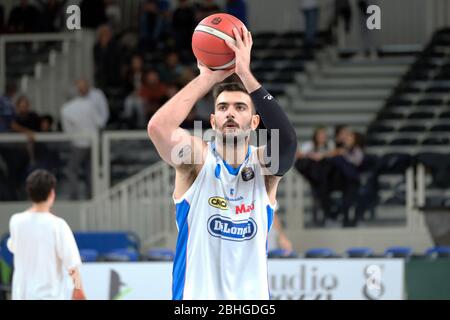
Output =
[
  {"x1": 172, "y1": 199, "x2": 190, "y2": 300},
  {"x1": 266, "y1": 204, "x2": 274, "y2": 233}
]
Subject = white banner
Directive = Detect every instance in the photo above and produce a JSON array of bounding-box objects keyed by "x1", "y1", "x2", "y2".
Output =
[{"x1": 80, "y1": 259, "x2": 404, "y2": 300}]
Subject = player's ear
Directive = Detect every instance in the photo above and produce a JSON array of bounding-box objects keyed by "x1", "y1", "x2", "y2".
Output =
[
  {"x1": 251, "y1": 114, "x2": 260, "y2": 130},
  {"x1": 210, "y1": 114, "x2": 216, "y2": 130}
]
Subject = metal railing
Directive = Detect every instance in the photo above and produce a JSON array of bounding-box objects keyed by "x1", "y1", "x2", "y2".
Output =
[
  {"x1": 80, "y1": 160, "x2": 176, "y2": 250},
  {"x1": 0, "y1": 132, "x2": 100, "y2": 198}
]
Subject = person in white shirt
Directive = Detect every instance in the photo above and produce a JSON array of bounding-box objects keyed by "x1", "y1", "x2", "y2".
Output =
[
  {"x1": 7, "y1": 169, "x2": 86, "y2": 300},
  {"x1": 61, "y1": 79, "x2": 105, "y2": 199}
]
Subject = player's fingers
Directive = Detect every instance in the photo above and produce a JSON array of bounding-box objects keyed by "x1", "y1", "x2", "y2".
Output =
[
  {"x1": 241, "y1": 27, "x2": 249, "y2": 46},
  {"x1": 233, "y1": 28, "x2": 244, "y2": 47},
  {"x1": 225, "y1": 39, "x2": 237, "y2": 52},
  {"x1": 249, "y1": 31, "x2": 253, "y2": 46}
]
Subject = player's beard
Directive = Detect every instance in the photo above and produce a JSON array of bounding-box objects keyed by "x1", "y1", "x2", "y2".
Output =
[{"x1": 216, "y1": 119, "x2": 252, "y2": 148}]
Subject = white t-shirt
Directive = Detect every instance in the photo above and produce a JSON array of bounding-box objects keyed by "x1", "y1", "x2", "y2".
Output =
[{"x1": 7, "y1": 211, "x2": 82, "y2": 300}]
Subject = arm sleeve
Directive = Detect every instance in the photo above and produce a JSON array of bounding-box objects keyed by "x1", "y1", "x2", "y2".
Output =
[
  {"x1": 56, "y1": 220, "x2": 82, "y2": 271},
  {"x1": 250, "y1": 87, "x2": 298, "y2": 176}
]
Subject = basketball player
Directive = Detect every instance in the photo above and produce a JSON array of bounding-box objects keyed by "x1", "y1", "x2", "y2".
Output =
[
  {"x1": 7, "y1": 170, "x2": 86, "y2": 300},
  {"x1": 148, "y1": 27, "x2": 297, "y2": 299}
]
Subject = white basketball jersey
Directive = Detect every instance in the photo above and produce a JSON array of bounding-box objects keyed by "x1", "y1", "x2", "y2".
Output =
[{"x1": 172, "y1": 142, "x2": 275, "y2": 300}]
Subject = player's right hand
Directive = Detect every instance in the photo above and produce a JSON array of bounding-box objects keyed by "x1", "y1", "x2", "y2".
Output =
[{"x1": 197, "y1": 60, "x2": 234, "y2": 84}]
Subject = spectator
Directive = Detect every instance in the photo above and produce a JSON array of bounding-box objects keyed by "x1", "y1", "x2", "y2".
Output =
[
  {"x1": 121, "y1": 90, "x2": 147, "y2": 129},
  {"x1": 353, "y1": 0, "x2": 378, "y2": 60},
  {"x1": 139, "y1": 0, "x2": 165, "y2": 52},
  {"x1": 0, "y1": 4, "x2": 5, "y2": 33},
  {"x1": 80, "y1": 0, "x2": 107, "y2": 29},
  {"x1": 139, "y1": 69, "x2": 168, "y2": 108},
  {"x1": 87, "y1": 82, "x2": 110, "y2": 129},
  {"x1": 0, "y1": 85, "x2": 33, "y2": 200},
  {"x1": 94, "y1": 24, "x2": 122, "y2": 90},
  {"x1": 104, "y1": 0, "x2": 122, "y2": 32},
  {"x1": 61, "y1": 79, "x2": 105, "y2": 199},
  {"x1": 172, "y1": 0, "x2": 197, "y2": 58},
  {"x1": 195, "y1": 0, "x2": 221, "y2": 23},
  {"x1": 300, "y1": 0, "x2": 319, "y2": 54},
  {"x1": 295, "y1": 126, "x2": 335, "y2": 225},
  {"x1": 226, "y1": 0, "x2": 248, "y2": 26},
  {"x1": 123, "y1": 54, "x2": 144, "y2": 95},
  {"x1": 157, "y1": 51, "x2": 186, "y2": 85},
  {"x1": 14, "y1": 96, "x2": 41, "y2": 132},
  {"x1": 36, "y1": 0, "x2": 66, "y2": 32},
  {"x1": 7, "y1": 0, "x2": 40, "y2": 33},
  {"x1": 334, "y1": 124, "x2": 351, "y2": 149},
  {"x1": 40, "y1": 114, "x2": 54, "y2": 132}
]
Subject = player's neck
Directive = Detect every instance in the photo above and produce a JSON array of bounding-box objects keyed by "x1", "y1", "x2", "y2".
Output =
[
  {"x1": 216, "y1": 140, "x2": 249, "y2": 168},
  {"x1": 29, "y1": 202, "x2": 51, "y2": 213}
]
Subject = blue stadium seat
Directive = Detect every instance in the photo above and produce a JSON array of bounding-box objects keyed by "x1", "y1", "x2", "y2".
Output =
[
  {"x1": 79, "y1": 249, "x2": 99, "y2": 262},
  {"x1": 384, "y1": 246, "x2": 413, "y2": 258},
  {"x1": 425, "y1": 246, "x2": 450, "y2": 258},
  {"x1": 346, "y1": 247, "x2": 374, "y2": 258},
  {"x1": 267, "y1": 249, "x2": 298, "y2": 259},
  {"x1": 74, "y1": 231, "x2": 140, "y2": 261},
  {"x1": 103, "y1": 248, "x2": 140, "y2": 262},
  {"x1": 146, "y1": 248, "x2": 175, "y2": 261},
  {"x1": 305, "y1": 248, "x2": 337, "y2": 258}
]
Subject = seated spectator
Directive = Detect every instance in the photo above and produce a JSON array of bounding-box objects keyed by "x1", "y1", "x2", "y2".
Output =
[
  {"x1": 14, "y1": 95, "x2": 41, "y2": 132},
  {"x1": 195, "y1": 0, "x2": 221, "y2": 23},
  {"x1": 157, "y1": 51, "x2": 186, "y2": 85},
  {"x1": 139, "y1": 70, "x2": 169, "y2": 107},
  {"x1": 295, "y1": 126, "x2": 335, "y2": 225},
  {"x1": 40, "y1": 114, "x2": 54, "y2": 132},
  {"x1": 172, "y1": 0, "x2": 197, "y2": 60},
  {"x1": 94, "y1": 24, "x2": 122, "y2": 90},
  {"x1": 80, "y1": 0, "x2": 107, "y2": 29},
  {"x1": 123, "y1": 54, "x2": 144, "y2": 95},
  {"x1": 327, "y1": 130, "x2": 365, "y2": 227},
  {"x1": 121, "y1": 90, "x2": 146, "y2": 129},
  {"x1": 0, "y1": 85, "x2": 34, "y2": 200},
  {"x1": 226, "y1": 0, "x2": 248, "y2": 26},
  {"x1": 7, "y1": 0, "x2": 40, "y2": 33}
]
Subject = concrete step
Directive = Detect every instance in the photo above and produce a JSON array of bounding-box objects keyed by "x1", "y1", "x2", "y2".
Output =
[
  {"x1": 322, "y1": 65, "x2": 407, "y2": 78},
  {"x1": 301, "y1": 88, "x2": 391, "y2": 100},
  {"x1": 290, "y1": 99, "x2": 382, "y2": 111},
  {"x1": 311, "y1": 77, "x2": 398, "y2": 90},
  {"x1": 290, "y1": 113, "x2": 373, "y2": 125}
]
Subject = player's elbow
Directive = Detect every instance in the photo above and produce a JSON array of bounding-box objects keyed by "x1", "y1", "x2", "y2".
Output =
[{"x1": 147, "y1": 116, "x2": 163, "y2": 140}]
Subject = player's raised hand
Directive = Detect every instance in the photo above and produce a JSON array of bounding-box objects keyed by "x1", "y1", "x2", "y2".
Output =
[
  {"x1": 197, "y1": 60, "x2": 234, "y2": 84},
  {"x1": 226, "y1": 27, "x2": 253, "y2": 78}
]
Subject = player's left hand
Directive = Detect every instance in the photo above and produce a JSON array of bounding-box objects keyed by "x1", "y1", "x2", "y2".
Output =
[{"x1": 225, "y1": 27, "x2": 253, "y2": 77}]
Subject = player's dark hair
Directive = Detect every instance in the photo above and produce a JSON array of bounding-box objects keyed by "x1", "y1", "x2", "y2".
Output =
[
  {"x1": 212, "y1": 76, "x2": 255, "y2": 114},
  {"x1": 26, "y1": 170, "x2": 56, "y2": 203}
]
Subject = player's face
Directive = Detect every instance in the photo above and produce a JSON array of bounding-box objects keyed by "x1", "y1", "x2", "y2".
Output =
[{"x1": 211, "y1": 91, "x2": 259, "y2": 141}]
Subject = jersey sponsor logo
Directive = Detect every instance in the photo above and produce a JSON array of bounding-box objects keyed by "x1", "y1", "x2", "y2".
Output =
[
  {"x1": 208, "y1": 196, "x2": 228, "y2": 210},
  {"x1": 224, "y1": 196, "x2": 244, "y2": 202},
  {"x1": 235, "y1": 202, "x2": 255, "y2": 215},
  {"x1": 207, "y1": 215, "x2": 257, "y2": 242}
]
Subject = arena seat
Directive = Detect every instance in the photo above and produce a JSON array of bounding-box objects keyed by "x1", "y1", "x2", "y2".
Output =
[
  {"x1": 79, "y1": 249, "x2": 99, "y2": 262},
  {"x1": 345, "y1": 247, "x2": 375, "y2": 258},
  {"x1": 384, "y1": 246, "x2": 413, "y2": 258},
  {"x1": 304, "y1": 248, "x2": 338, "y2": 258},
  {"x1": 74, "y1": 231, "x2": 140, "y2": 261},
  {"x1": 425, "y1": 246, "x2": 450, "y2": 258},
  {"x1": 145, "y1": 248, "x2": 175, "y2": 261}
]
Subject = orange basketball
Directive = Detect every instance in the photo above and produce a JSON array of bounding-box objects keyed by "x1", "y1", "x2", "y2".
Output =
[{"x1": 192, "y1": 13, "x2": 247, "y2": 70}]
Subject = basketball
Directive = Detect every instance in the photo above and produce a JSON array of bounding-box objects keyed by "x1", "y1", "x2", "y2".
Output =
[{"x1": 192, "y1": 13, "x2": 248, "y2": 70}]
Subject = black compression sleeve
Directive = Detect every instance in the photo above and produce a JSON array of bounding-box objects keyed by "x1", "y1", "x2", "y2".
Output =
[{"x1": 250, "y1": 86, "x2": 298, "y2": 176}]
